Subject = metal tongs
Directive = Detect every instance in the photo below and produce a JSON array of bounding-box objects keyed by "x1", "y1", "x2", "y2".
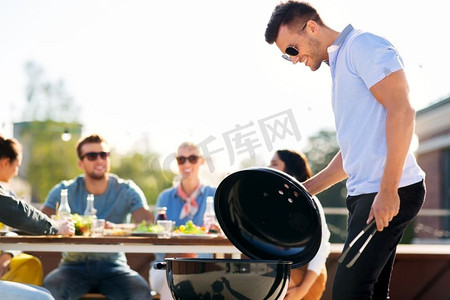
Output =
[{"x1": 338, "y1": 220, "x2": 377, "y2": 268}]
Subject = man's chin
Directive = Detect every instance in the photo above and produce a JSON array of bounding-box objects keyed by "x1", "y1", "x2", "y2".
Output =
[
  {"x1": 88, "y1": 173, "x2": 107, "y2": 180},
  {"x1": 309, "y1": 62, "x2": 322, "y2": 71}
]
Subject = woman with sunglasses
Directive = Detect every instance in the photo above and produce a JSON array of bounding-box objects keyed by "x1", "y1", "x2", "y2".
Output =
[
  {"x1": 269, "y1": 149, "x2": 330, "y2": 300},
  {"x1": 0, "y1": 135, "x2": 74, "y2": 300},
  {"x1": 150, "y1": 141, "x2": 217, "y2": 300}
]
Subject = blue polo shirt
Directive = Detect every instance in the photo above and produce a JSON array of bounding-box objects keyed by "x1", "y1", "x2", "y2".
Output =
[
  {"x1": 327, "y1": 25, "x2": 425, "y2": 195},
  {"x1": 155, "y1": 185, "x2": 217, "y2": 227},
  {"x1": 44, "y1": 174, "x2": 148, "y2": 262},
  {"x1": 153, "y1": 184, "x2": 216, "y2": 262}
]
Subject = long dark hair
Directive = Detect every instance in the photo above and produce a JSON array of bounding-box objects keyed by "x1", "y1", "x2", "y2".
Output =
[
  {"x1": 0, "y1": 135, "x2": 21, "y2": 163},
  {"x1": 276, "y1": 149, "x2": 312, "y2": 182}
]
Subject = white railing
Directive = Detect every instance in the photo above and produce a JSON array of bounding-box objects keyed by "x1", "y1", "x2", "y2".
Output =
[{"x1": 323, "y1": 207, "x2": 450, "y2": 217}]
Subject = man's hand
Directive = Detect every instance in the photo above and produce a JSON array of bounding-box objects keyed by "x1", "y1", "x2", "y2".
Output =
[{"x1": 367, "y1": 190, "x2": 400, "y2": 231}]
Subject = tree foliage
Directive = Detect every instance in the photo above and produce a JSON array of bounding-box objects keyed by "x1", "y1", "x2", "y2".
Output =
[
  {"x1": 16, "y1": 62, "x2": 83, "y2": 203},
  {"x1": 111, "y1": 152, "x2": 175, "y2": 206},
  {"x1": 20, "y1": 121, "x2": 81, "y2": 203},
  {"x1": 23, "y1": 61, "x2": 80, "y2": 122},
  {"x1": 17, "y1": 62, "x2": 174, "y2": 207}
]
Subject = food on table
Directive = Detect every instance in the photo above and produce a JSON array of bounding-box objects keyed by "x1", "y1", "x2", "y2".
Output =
[
  {"x1": 131, "y1": 220, "x2": 209, "y2": 235},
  {"x1": 71, "y1": 213, "x2": 96, "y2": 236},
  {"x1": 173, "y1": 220, "x2": 206, "y2": 235},
  {"x1": 103, "y1": 228, "x2": 130, "y2": 236},
  {"x1": 101, "y1": 223, "x2": 135, "y2": 236},
  {"x1": 133, "y1": 220, "x2": 165, "y2": 233}
]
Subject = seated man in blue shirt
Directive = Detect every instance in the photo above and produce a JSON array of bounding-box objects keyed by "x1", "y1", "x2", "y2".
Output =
[{"x1": 42, "y1": 134, "x2": 154, "y2": 300}]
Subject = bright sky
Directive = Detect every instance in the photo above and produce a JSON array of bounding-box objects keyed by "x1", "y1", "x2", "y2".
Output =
[{"x1": 1, "y1": 0, "x2": 449, "y2": 178}]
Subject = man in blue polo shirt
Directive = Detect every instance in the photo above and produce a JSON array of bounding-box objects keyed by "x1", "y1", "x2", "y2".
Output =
[
  {"x1": 42, "y1": 134, "x2": 154, "y2": 300},
  {"x1": 265, "y1": 2, "x2": 425, "y2": 299}
]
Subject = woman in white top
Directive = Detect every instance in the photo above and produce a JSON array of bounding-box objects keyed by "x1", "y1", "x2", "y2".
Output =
[{"x1": 269, "y1": 149, "x2": 331, "y2": 300}]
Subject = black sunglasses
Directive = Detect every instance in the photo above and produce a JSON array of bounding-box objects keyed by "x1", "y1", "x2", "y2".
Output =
[
  {"x1": 81, "y1": 151, "x2": 110, "y2": 161},
  {"x1": 176, "y1": 155, "x2": 201, "y2": 165},
  {"x1": 282, "y1": 22, "x2": 308, "y2": 61}
]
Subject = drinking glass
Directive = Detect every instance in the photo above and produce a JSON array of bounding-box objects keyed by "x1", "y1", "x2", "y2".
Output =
[
  {"x1": 92, "y1": 219, "x2": 105, "y2": 237},
  {"x1": 157, "y1": 220, "x2": 173, "y2": 239}
]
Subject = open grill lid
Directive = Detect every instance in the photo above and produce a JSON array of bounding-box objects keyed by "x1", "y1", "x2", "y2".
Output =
[{"x1": 214, "y1": 167, "x2": 322, "y2": 268}]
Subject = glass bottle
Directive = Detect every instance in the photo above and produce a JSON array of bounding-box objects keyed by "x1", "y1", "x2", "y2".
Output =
[
  {"x1": 155, "y1": 207, "x2": 168, "y2": 222},
  {"x1": 203, "y1": 196, "x2": 217, "y2": 233},
  {"x1": 83, "y1": 194, "x2": 97, "y2": 236},
  {"x1": 57, "y1": 189, "x2": 71, "y2": 219},
  {"x1": 84, "y1": 194, "x2": 97, "y2": 217}
]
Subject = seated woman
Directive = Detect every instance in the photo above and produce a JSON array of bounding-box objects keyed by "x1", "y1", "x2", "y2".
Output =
[
  {"x1": 0, "y1": 135, "x2": 74, "y2": 299},
  {"x1": 269, "y1": 149, "x2": 331, "y2": 300},
  {"x1": 0, "y1": 231, "x2": 44, "y2": 286},
  {"x1": 149, "y1": 142, "x2": 216, "y2": 300}
]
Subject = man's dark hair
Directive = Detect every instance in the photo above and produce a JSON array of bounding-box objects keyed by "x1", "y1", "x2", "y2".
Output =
[
  {"x1": 76, "y1": 134, "x2": 108, "y2": 159},
  {"x1": 265, "y1": 1, "x2": 323, "y2": 44}
]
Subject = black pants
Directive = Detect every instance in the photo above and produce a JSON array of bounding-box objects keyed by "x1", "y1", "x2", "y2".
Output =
[{"x1": 332, "y1": 180, "x2": 425, "y2": 300}]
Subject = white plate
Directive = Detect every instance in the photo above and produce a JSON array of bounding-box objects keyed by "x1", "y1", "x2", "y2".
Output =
[{"x1": 171, "y1": 233, "x2": 218, "y2": 239}]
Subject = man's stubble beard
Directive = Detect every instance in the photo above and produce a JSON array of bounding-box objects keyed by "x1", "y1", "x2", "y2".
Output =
[
  {"x1": 306, "y1": 35, "x2": 325, "y2": 72},
  {"x1": 86, "y1": 170, "x2": 108, "y2": 181}
]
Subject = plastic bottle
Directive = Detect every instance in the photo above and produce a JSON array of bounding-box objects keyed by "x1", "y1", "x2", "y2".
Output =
[
  {"x1": 57, "y1": 189, "x2": 71, "y2": 219},
  {"x1": 203, "y1": 196, "x2": 217, "y2": 233}
]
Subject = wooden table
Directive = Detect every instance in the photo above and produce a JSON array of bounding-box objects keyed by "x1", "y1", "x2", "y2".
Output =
[
  {"x1": 0, "y1": 235, "x2": 242, "y2": 258},
  {"x1": 2, "y1": 236, "x2": 448, "y2": 299}
]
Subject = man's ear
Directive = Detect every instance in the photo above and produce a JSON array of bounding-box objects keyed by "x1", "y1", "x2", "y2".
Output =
[{"x1": 306, "y1": 19, "x2": 319, "y2": 35}]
